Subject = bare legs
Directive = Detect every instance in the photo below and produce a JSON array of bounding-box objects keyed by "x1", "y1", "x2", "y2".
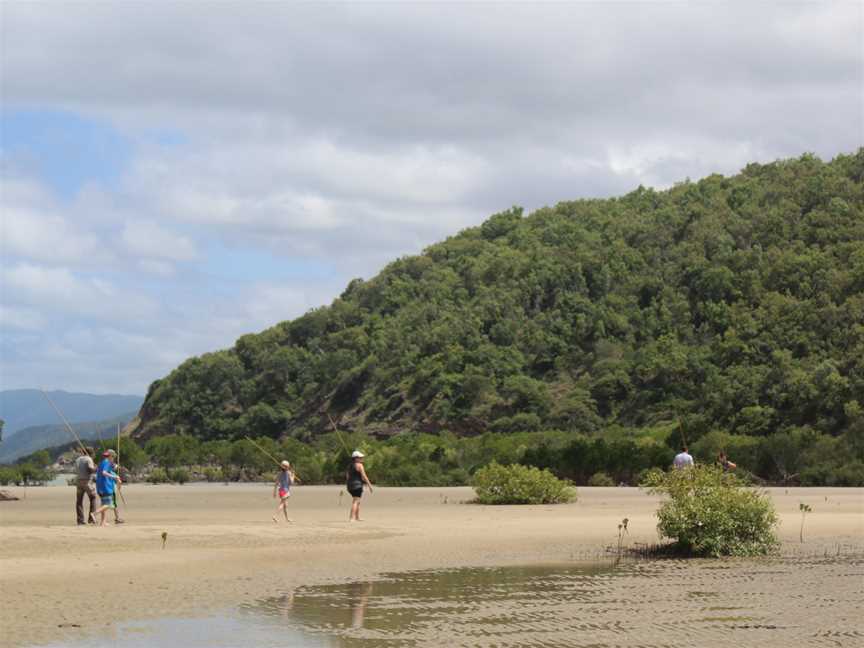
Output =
[
  {"x1": 272, "y1": 497, "x2": 292, "y2": 523},
  {"x1": 349, "y1": 496, "x2": 362, "y2": 521},
  {"x1": 92, "y1": 503, "x2": 112, "y2": 526}
]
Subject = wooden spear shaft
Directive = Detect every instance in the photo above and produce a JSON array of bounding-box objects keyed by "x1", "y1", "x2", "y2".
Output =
[
  {"x1": 326, "y1": 413, "x2": 352, "y2": 455},
  {"x1": 244, "y1": 436, "x2": 301, "y2": 481},
  {"x1": 41, "y1": 390, "x2": 88, "y2": 455},
  {"x1": 116, "y1": 423, "x2": 127, "y2": 508}
]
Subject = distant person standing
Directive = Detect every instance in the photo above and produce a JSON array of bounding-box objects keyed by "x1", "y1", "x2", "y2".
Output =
[
  {"x1": 673, "y1": 446, "x2": 694, "y2": 470},
  {"x1": 346, "y1": 451, "x2": 373, "y2": 522},
  {"x1": 272, "y1": 460, "x2": 300, "y2": 523},
  {"x1": 74, "y1": 447, "x2": 97, "y2": 525},
  {"x1": 717, "y1": 452, "x2": 737, "y2": 472},
  {"x1": 93, "y1": 449, "x2": 122, "y2": 526}
]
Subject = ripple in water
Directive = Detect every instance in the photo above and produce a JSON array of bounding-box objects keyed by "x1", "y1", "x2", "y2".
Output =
[
  {"x1": 37, "y1": 556, "x2": 864, "y2": 647},
  {"x1": 245, "y1": 557, "x2": 864, "y2": 648}
]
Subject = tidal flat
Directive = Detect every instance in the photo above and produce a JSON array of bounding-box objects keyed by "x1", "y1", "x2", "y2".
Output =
[{"x1": 1, "y1": 484, "x2": 861, "y2": 647}]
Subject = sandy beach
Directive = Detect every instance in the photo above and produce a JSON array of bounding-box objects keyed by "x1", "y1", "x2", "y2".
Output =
[{"x1": 0, "y1": 484, "x2": 861, "y2": 647}]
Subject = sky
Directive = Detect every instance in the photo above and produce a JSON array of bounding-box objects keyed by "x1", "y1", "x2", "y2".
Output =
[{"x1": 1, "y1": 2, "x2": 861, "y2": 395}]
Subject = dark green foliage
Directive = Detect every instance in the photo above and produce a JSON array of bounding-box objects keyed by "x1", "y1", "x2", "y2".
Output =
[
  {"x1": 473, "y1": 461, "x2": 575, "y2": 504},
  {"x1": 94, "y1": 439, "x2": 149, "y2": 472},
  {"x1": 167, "y1": 467, "x2": 190, "y2": 484},
  {"x1": 522, "y1": 434, "x2": 673, "y2": 485},
  {"x1": 642, "y1": 465, "x2": 779, "y2": 557},
  {"x1": 144, "y1": 435, "x2": 200, "y2": 468},
  {"x1": 148, "y1": 467, "x2": 168, "y2": 484},
  {"x1": 588, "y1": 471, "x2": 616, "y2": 487},
  {"x1": 132, "y1": 151, "x2": 864, "y2": 485},
  {"x1": 202, "y1": 467, "x2": 224, "y2": 482},
  {"x1": 6, "y1": 450, "x2": 52, "y2": 485},
  {"x1": 18, "y1": 462, "x2": 50, "y2": 485},
  {"x1": 117, "y1": 439, "x2": 149, "y2": 472},
  {"x1": 0, "y1": 466, "x2": 21, "y2": 485}
]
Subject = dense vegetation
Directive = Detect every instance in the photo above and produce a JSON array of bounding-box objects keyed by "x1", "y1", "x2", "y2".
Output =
[
  {"x1": 130, "y1": 151, "x2": 864, "y2": 485},
  {"x1": 642, "y1": 466, "x2": 779, "y2": 557}
]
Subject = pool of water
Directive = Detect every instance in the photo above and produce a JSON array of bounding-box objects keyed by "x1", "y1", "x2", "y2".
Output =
[{"x1": 38, "y1": 556, "x2": 864, "y2": 647}]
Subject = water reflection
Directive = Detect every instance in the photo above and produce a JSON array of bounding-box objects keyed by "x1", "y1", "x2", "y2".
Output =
[
  {"x1": 35, "y1": 557, "x2": 864, "y2": 648},
  {"x1": 245, "y1": 557, "x2": 864, "y2": 648},
  {"x1": 246, "y1": 562, "x2": 620, "y2": 645},
  {"x1": 350, "y1": 581, "x2": 373, "y2": 629}
]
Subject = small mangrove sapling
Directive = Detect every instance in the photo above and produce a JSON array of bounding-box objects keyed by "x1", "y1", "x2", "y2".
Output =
[{"x1": 799, "y1": 503, "x2": 812, "y2": 543}]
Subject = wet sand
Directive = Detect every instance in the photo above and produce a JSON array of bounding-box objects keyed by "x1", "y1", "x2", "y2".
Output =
[{"x1": 0, "y1": 484, "x2": 861, "y2": 647}]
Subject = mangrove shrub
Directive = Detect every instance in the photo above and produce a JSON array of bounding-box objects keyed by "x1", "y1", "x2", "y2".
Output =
[
  {"x1": 473, "y1": 461, "x2": 575, "y2": 505},
  {"x1": 642, "y1": 465, "x2": 779, "y2": 557}
]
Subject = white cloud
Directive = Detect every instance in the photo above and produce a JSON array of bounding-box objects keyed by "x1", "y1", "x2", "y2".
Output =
[
  {"x1": 0, "y1": 177, "x2": 108, "y2": 265},
  {"x1": 137, "y1": 259, "x2": 175, "y2": 277},
  {"x1": 121, "y1": 219, "x2": 198, "y2": 261},
  {"x1": 0, "y1": 305, "x2": 46, "y2": 331},
  {"x1": 2, "y1": 263, "x2": 158, "y2": 320},
  {"x1": 606, "y1": 137, "x2": 762, "y2": 188},
  {"x1": 299, "y1": 141, "x2": 490, "y2": 205}
]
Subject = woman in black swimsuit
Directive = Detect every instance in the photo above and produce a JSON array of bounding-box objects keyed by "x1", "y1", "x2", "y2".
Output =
[{"x1": 346, "y1": 450, "x2": 373, "y2": 521}]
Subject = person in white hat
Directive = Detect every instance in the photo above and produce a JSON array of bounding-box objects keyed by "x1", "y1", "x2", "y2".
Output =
[
  {"x1": 346, "y1": 450, "x2": 373, "y2": 522},
  {"x1": 272, "y1": 459, "x2": 300, "y2": 523}
]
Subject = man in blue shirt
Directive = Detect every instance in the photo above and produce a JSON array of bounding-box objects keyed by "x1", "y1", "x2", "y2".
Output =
[{"x1": 93, "y1": 449, "x2": 122, "y2": 526}]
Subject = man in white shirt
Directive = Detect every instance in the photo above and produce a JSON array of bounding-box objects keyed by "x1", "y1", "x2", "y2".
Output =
[{"x1": 673, "y1": 446, "x2": 694, "y2": 470}]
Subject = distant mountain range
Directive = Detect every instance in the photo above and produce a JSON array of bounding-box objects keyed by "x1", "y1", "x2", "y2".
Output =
[
  {"x1": 0, "y1": 389, "x2": 143, "y2": 438},
  {"x1": 0, "y1": 412, "x2": 139, "y2": 463}
]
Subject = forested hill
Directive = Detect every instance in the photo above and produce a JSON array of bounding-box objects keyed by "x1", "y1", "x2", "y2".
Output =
[{"x1": 132, "y1": 151, "x2": 864, "y2": 460}]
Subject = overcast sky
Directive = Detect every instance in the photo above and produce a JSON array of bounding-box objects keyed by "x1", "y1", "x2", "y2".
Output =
[{"x1": 1, "y1": 1, "x2": 861, "y2": 395}]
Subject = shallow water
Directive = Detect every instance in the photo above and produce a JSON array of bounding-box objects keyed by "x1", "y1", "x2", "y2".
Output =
[{"x1": 39, "y1": 556, "x2": 864, "y2": 647}]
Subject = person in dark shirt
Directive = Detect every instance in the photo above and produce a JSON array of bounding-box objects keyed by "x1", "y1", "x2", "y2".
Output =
[{"x1": 346, "y1": 451, "x2": 373, "y2": 522}]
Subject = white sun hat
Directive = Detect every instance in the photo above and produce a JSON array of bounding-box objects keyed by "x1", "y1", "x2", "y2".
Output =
[
  {"x1": 351, "y1": 450, "x2": 365, "y2": 458},
  {"x1": 280, "y1": 460, "x2": 290, "y2": 468}
]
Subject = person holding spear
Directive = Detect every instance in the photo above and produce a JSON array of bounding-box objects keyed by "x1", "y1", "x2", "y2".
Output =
[
  {"x1": 346, "y1": 450, "x2": 373, "y2": 522},
  {"x1": 243, "y1": 436, "x2": 303, "y2": 523},
  {"x1": 272, "y1": 459, "x2": 300, "y2": 523},
  {"x1": 39, "y1": 390, "x2": 99, "y2": 525},
  {"x1": 92, "y1": 449, "x2": 122, "y2": 527},
  {"x1": 74, "y1": 446, "x2": 97, "y2": 525}
]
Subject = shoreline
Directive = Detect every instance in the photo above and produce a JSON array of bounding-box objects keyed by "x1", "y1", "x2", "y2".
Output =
[{"x1": 1, "y1": 485, "x2": 862, "y2": 647}]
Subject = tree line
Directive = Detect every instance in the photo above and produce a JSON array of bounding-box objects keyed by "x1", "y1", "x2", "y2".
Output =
[{"x1": 4, "y1": 421, "x2": 859, "y2": 487}]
